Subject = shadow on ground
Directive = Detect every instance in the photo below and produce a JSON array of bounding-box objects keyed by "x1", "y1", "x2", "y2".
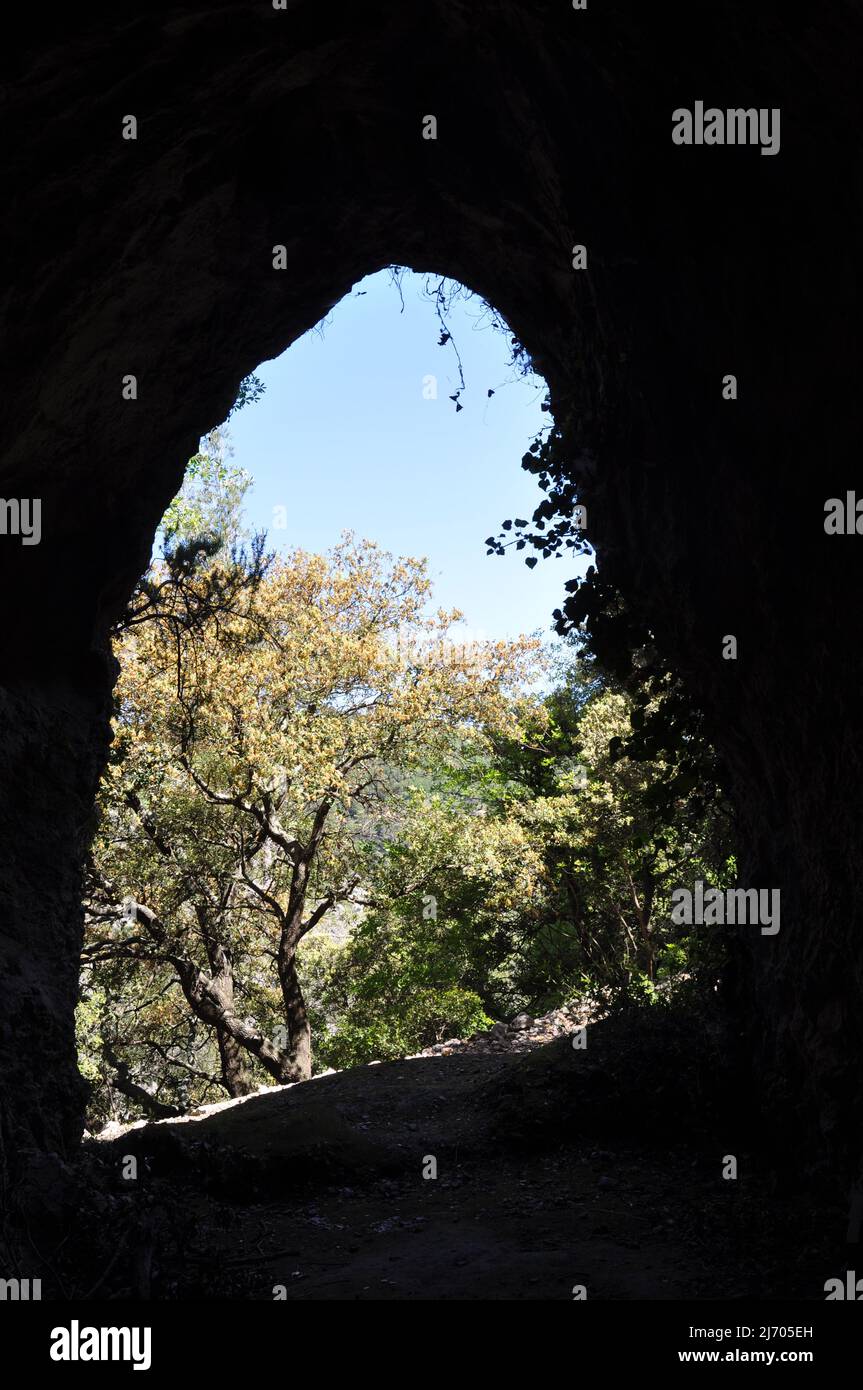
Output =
[{"x1": 7, "y1": 1008, "x2": 851, "y2": 1300}]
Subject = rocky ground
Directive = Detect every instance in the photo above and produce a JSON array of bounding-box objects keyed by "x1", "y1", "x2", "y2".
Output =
[{"x1": 413, "y1": 998, "x2": 603, "y2": 1059}]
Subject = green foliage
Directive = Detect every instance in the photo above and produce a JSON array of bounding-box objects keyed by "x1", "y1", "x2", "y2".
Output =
[
  {"x1": 300, "y1": 653, "x2": 734, "y2": 1054},
  {"x1": 75, "y1": 986, "x2": 105, "y2": 1086},
  {"x1": 227, "y1": 373, "x2": 266, "y2": 418},
  {"x1": 160, "y1": 426, "x2": 253, "y2": 550},
  {"x1": 304, "y1": 919, "x2": 492, "y2": 1068}
]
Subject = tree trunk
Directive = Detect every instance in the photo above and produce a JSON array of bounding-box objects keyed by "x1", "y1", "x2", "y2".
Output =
[
  {"x1": 174, "y1": 948, "x2": 304, "y2": 1088},
  {"x1": 278, "y1": 951, "x2": 312, "y2": 1082},
  {"x1": 202, "y1": 933, "x2": 256, "y2": 1096},
  {"x1": 216, "y1": 1024, "x2": 255, "y2": 1098}
]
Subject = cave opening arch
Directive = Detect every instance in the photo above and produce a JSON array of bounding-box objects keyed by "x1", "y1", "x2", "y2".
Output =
[
  {"x1": 83, "y1": 263, "x2": 604, "y2": 1112},
  {"x1": 1, "y1": 2, "x2": 861, "y2": 1198}
]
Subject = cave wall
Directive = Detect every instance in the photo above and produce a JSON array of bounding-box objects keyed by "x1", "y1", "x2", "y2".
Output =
[{"x1": 1, "y1": 0, "x2": 862, "y2": 1172}]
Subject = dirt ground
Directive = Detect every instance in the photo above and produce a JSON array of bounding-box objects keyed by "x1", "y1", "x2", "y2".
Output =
[{"x1": 76, "y1": 1021, "x2": 847, "y2": 1301}]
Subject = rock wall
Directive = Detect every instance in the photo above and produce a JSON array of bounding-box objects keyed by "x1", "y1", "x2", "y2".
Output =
[
  {"x1": 1, "y1": 1, "x2": 862, "y2": 1171},
  {"x1": 0, "y1": 673, "x2": 108, "y2": 1162}
]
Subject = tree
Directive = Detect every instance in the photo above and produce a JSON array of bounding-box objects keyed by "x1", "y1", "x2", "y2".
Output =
[
  {"x1": 303, "y1": 650, "x2": 736, "y2": 1055},
  {"x1": 480, "y1": 654, "x2": 735, "y2": 1001},
  {"x1": 83, "y1": 533, "x2": 541, "y2": 1105},
  {"x1": 300, "y1": 785, "x2": 547, "y2": 1066}
]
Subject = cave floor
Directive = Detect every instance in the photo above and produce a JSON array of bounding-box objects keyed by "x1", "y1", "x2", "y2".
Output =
[{"x1": 76, "y1": 1050, "x2": 842, "y2": 1301}]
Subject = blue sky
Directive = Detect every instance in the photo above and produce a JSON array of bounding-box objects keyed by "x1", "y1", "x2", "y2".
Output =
[{"x1": 224, "y1": 269, "x2": 589, "y2": 644}]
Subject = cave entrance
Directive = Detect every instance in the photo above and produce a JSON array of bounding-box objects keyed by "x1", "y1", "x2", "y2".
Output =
[
  {"x1": 80, "y1": 268, "x2": 613, "y2": 1121},
  {"x1": 2, "y1": 12, "x2": 859, "y2": 1285},
  {"x1": 79, "y1": 269, "x2": 738, "y2": 1125}
]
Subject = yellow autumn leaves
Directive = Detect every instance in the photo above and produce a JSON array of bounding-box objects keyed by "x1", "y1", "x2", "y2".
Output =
[{"x1": 113, "y1": 536, "x2": 541, "y2": 848}]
